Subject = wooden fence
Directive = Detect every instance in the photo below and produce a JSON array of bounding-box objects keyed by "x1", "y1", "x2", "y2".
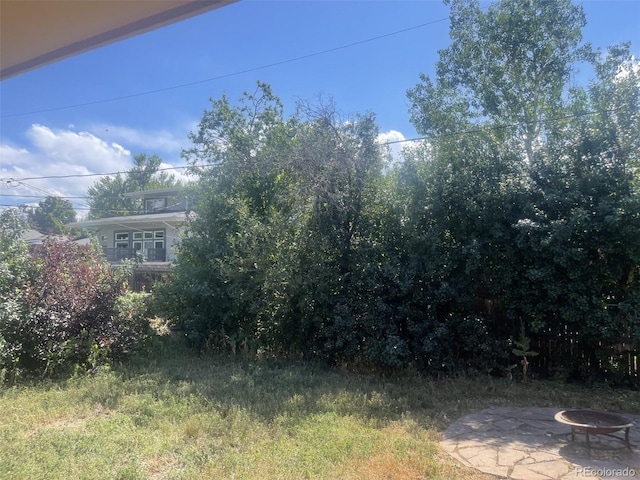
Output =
[
  {"x1": 475, "y1": 298, "x2": 639, "y2": 386},
  {"x1": 129, "y1": 269, "x2": 172, "y2": 292},
  {"x1": 529, "y1": 328, "x2": 639, "y2": 387}
]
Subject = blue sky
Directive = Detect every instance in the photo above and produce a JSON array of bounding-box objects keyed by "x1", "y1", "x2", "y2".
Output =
[{"x1": 1, "y1": 0, "x2": 639, "y2": 215}]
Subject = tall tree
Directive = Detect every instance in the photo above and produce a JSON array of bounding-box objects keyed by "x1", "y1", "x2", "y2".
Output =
[
  {"x1": 511, "y1": 44, "x2": 640, "y2": 377},
  {"x1": 167, "y1": 82, "x2": 298, "y2": 351},
  {"x1": 158, "y1": 84, "x2": 395, "y2": 364},
  {"x1": 408, "y1": 0, "x2": 590, "y2": 162},
  {"x1": 405, "y1": 0, "x2": 640, "y2": 381},
  {"x1": 286, "y1": 98, "x2": 393, "y2": 363},
  {"x1": 86, "y1": 153, "x2": 181, "y2": 219},
  {"x1": 29, "y1": 196, "x2": 76, "y2": 234}
]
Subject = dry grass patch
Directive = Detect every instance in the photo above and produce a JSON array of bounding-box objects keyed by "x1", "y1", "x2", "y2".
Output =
[
  {"x1": 337, "y1": 421, "x2": 495, "y2": 480},
  {"x1": 1, "y1": 341, "x2": 638, "y2": 480},
  {"x1": 141, "y1": 455, "x2": 178, "y2": 480},
  {"x1": 338, "y1": 422, "x2": 434, "y2": 480}
]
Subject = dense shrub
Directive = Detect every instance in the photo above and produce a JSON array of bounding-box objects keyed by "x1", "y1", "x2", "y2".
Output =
[
  {"x1": 0, "y1": 213, "x2": 150, "y2": 380},
  {"x1": 152, "y1": 3, "x2": 640, "y2": 384}
]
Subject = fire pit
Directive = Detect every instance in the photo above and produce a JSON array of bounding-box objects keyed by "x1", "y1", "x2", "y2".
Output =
[{"x1": 555, "y1": 409, "x2": 633, "y2": 450}]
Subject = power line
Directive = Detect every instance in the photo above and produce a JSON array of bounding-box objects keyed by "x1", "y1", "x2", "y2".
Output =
[
  {"x1": 0, "y1": 202, "x2": 178, "y2": 214},
  {"x1": 15, "y1": 181, "x2": 60, "y2": 198},
  {"x1": 0, "y1": 106, "x2": 623, "y2": 184},
  {"x1": 2, "y1": 165, "x2": 197, "y2": 182},
  {"x1": 0, "y1": 203, "x2": 86, "y2": 211},
  {"x1": 383, "y1": 107, "x2": 624, "y2": 145},
  {"x1": 0, "y1": 18, "x2": 449, "y2": 119},
  {"x1": 0, "y1": 194, "x2": 89, "y2": 199}
]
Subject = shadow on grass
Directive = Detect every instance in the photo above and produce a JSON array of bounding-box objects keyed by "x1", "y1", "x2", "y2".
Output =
[
  {"x1": 97, "y1": 338, "x2": 416, "y2": 428},
  {"x1": 4, "y1": 335, "x2": 640, "y2": 480},
  {"x1": 76, "y1": 335, "x2": 640, "y2": 434}
]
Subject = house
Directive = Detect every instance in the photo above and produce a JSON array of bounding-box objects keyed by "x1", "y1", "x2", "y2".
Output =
[{"x1": 67, "y1": 188, "x2": 189, "y2": 290}]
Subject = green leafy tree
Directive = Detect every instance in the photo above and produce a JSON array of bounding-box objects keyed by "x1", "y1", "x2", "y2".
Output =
[
  {"x1": 162, "y1": 82, "x2": 298, "y2": 351},
  {"x1": 409, "y1": 0, "x2": 590, "y2": 162},
  {"x1": 290, "y1": 100, "x2": 405, "y2": 366},
  {"x1": 87, "y1": 153, "x2": 181, "y2": 219},
  {"x1": 405, "y1": 0, "x2": 640, "y2": 382},
  {"x1": 154, "y1": 0, "x2": 639, "y2": 382},
  {"x1": 512, "y1": 45, "x2": 640, "y2": 381},
  {"x1": 29, "y1": 196, "x2": 76, "y2": 234},
  {"x1": 0, "y1": 209, "x2": 32, "y2": 379},
  {"x1": 405, "y1": 0, "x2": 590, "y2": 320},
  {"x1": 157, "y1": 84, "x2": 399, "y2": 366}
]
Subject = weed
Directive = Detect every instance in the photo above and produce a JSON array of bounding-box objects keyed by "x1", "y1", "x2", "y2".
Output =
[{"x1": 1, "y1": 344, "x2": 638, "y2": 479}]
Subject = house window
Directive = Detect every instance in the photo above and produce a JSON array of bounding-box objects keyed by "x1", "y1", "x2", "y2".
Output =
[
  {"x1": 145, "y1": 198, "x2": 166, "y2": 213},
  {"x1": 113, "y1": 229, "x2": 165, "y2": 260},
  {"x1": 142, "y1": 230, "x2": 165, "y2": 250},
  {"x1": 115, "y1": 231, "x2": 129, "y2": 249}
]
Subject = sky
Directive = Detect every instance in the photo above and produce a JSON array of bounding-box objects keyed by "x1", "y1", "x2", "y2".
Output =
[{"x1": 1, "y1": 0, "x2": 639, "y2": 217}]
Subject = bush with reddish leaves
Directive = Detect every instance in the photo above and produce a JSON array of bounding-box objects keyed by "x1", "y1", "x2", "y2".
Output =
[{"x1": 0, "y1": 226, "x2": 150, "y2": 380}]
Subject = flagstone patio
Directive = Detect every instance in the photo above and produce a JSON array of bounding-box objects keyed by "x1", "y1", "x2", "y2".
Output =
[{"x1": 440, "y1": 406, "x2": 640, "y2": 479}]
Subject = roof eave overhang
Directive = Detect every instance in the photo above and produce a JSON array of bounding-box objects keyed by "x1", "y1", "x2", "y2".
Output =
[
  {"x1": 67, "y1": 212, "x2": 188, "y2": 229},
  {"x1": 1, "y1": 0, "x2": 237, "y2": 80}
]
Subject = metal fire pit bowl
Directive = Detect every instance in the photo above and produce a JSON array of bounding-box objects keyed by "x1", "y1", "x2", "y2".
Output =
[{"x1": 555, "y1": 409, "x2": 633, "y2": 451}]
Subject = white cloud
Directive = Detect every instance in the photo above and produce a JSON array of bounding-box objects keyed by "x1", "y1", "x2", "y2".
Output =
[
  {"x1": 89, "y1": 122, "x2": 196, "y2": 159},
  {"x1": 376, "y1": 130, "x2": 421, "y2": 166},
  {"x1": 1, "y1": 124, "x2": 191, "y2": 214},
  {"x1": 26, "y1": 124, "x2": 131, "y2": 172},
  {"x1": 159, "y1": 162, "x2": 194, "y2": 186},
  {"x1": 615, "y1": 55, "x2": 640, "y2": 81}
]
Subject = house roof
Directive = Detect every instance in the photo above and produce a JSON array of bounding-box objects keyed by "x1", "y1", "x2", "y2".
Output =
[
  {"x1": 21, "y1": 229, "x2": 92, "y2": 245},
  {"x1": 22, "y1": 228, "x2": 48, "y2": 244},
  {"x1": 122, "y1": 188, "x2": 182, "y2": 199},
  {"x1": 67, "y1": 211, "x2": 189, "y2": 229},
  {"x1": 1, "y1": 0, "x2": 236, "y2": 80}
]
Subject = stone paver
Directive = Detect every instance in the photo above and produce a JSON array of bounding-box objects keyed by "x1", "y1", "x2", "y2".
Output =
[{"x1": 440, "y1": 407, "x2": 640, "y2": 479}]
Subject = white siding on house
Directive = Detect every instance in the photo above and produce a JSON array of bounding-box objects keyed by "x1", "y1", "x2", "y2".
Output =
[
  {"x1": 67, "y1": 199, "x2": 187, "y2": 265},
  {"x1": 97, "y1": 222, "x2": 181, "y2": 262}
]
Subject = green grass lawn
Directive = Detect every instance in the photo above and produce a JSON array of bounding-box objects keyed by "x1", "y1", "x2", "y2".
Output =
[{"x1": 1, "y1": 339, "x2": 638, "y2": 480}]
